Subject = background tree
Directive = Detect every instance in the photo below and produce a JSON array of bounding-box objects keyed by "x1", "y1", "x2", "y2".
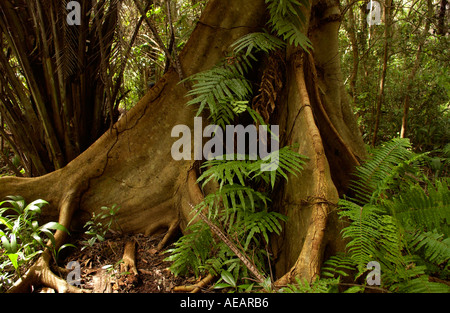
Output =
[{"x1": 0, "y1": 0, "x2": 148, "y2": 176}]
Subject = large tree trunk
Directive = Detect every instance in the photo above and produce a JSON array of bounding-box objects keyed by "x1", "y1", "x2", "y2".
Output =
[
  {"x1": 0, "y1": 0, "x2": 366, "y2": 292},
  {"x1": 271, "y1": 0, "x2": 366, "y2": 284}
]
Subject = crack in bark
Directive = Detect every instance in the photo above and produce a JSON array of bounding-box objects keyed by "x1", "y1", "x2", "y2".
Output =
[{"x1": 81, "y1": 78, "x2": 169, "y2": 203}]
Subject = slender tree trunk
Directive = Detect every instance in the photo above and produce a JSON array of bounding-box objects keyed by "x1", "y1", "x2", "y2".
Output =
[
  {"x1": 400, "y1": 0, "x2": 432, "y2": 138},
  {"x1": 372, "y1": 0, "x2": 392, "y2": 146},
  {"x1": 437, "y1": 0, "x2": 448, "y2": 35},
  {"x1": 344, "y1": 4, "x2": 359, "y2": 104}
]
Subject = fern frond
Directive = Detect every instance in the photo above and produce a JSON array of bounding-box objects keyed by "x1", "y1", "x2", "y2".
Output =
[
  {"x1": 387, "y1": 179, "x2": 450, "y2": 236},
  {"x1": 393, "y1": 275, "x2": 450, "y2": 293},
  {"x1": 249, "y1": 145, "x2": 308, "y2": 188},
  {"x1": 198, "y1": 159, "x2": 252, "y2": 189},
  {"x1": 233, "y1": 209, "x2": 287, "y2": 249},
  {"x1": 185, "y1": 66, "x2": 252, "y2": 116},
  {"x1": 265, "y1": 0, "x2": 312, "y2": 51},
  {"x1": 199, "y1": 146, "x2": 307, "y2": 191},
  {"x1": 165, "y1": 221, "x2": 213, "y2": 277},
  {"x1": 407, "y1": 230, "x2": 450, "y2": 266},
  {"x1": 208, "y1": 99, "x2": 249, "y2": 129},
  {"x1": 339, "y1": 201, "x2": 405, "y2": 276},
  {"x1": 231, "y1": 31, "x2": 285, "y2": 56},
  {"x1": 280, "y1": 276, "x2": 340, "y2": 293},
  {"x1": 322, "y1": 253, "x2": 356, "y2": 279},
  {"x1": 192, "y1": 184, "x2": 270, "y2": 223},
  {"x1": 350, "y1": 138, "x2": 414, "y2": 205},
  {"x1": 331, "y1": 138, "x2": 450, "y2": 292}
]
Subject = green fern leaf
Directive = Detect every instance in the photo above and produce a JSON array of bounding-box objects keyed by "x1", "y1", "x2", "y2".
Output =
[
  {"x1": 350, "y1": 138, "x2": 413, "y2": 205},
  {"x1": 231, "y1": 31, "x2": 286, "y2": 56},
  {"x1": 185, "y1": 67, "x2": 252, "y2": 117},
  {"x1": 265, "y1": 0, "x2": 312, "y2": 51}
]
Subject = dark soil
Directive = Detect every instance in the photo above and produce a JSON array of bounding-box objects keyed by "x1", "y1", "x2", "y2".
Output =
[{"x1": 55, "y1": 232, "x2": 211, "y2": 293}]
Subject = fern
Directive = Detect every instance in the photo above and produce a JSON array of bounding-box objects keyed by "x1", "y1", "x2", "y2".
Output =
[
  {"x1": 185, "y1": 64, "x2": 253, "y2": 117},
  {"x1": 339, "y1": 201, "x2": 406, "y2": 278},
  {"x1": 184, "y1": 0, "x2": 312, "y2": 119},
  {"x1": 208, "y1": 99, "x2": 249, "y2": 129},
  {"x1": 386, "y1": 179, "x2": 450, "y2": 235},
  {"x1": 280, "y1": 276, "x2": 340, "y2": 293},
  {"x1": 395, "y1": 275, "x2": 450, "y2": 293},
  {"x1": 231, "y1": 31, "x2": 286, "y2": 56},
  {"x1": 322, "y1": 253, "x2": 355, "y2": 279},
  {"x1": 165, "y1": 222, "x2": 213, "y2": 277},
  {"x1": 249, "y1": 145, "x2": 308, "y2": 188},
  {"x1": 265, "y1": 0, "x2": 312, "y2": 51},
  {"x1": 325, "y1": 138, "x2": 450, "y2": 293},
  {"x1": 235, "y1": 210, "x2": 287, "y2": 249},
  {"x1": 349, "y1": 138, "x2": 414, "y2": 205},
  {"x1": 198, "y1": 146, "x2": 308, "y2": 190},
  {"x1": 191, "y1": 184, "x2": 270, "y2": 222},
  {"x1": 408, "y1": 230, "x2": 450, "y2": 267}
]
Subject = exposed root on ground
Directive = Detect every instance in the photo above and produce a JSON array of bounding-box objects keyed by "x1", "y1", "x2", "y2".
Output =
[
  {"x1": 121, "y1": 240, "x2": 139, "y2": 276},
  {"x1": 173, "y1": 274, "x2": 215, "y2": 293}
]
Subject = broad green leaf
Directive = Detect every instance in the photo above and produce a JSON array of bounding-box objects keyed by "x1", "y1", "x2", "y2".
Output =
[
  {"x1": 221, "y1": 270, "x2": 236, "y2": 288},
  {"x1": 40, "y1": 222, "x2": 70, "y2": 235},
  {"x1": 214, "y1": 282, "x2": 233, "y2": 289},
  {"x1": 7, "y1": 253, "x2": 19, "y2": 270}
]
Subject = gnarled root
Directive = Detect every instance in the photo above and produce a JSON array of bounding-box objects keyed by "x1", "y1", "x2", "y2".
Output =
[
  {"x1": 7, "y1": 187, "x2": 88, "y2": 293},
  {"x1": 7, "y1": 252, "x2": 85, "y2": 293}
]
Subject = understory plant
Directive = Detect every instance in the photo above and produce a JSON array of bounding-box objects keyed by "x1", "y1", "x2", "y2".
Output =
[
  {"x1": 0, "y1": 196, "x2": 70, "y2": 292},
  {"x1": 81, "y1": 204, "x2": 121, "y2": 250},
  {"x1": 323, "y1": 138, "x2": 450, "y2": 293}
]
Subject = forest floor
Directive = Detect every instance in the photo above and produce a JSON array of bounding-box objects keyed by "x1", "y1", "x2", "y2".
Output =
[{"x1": 53, "y1": 232, "x2": 209, "y2": 293}]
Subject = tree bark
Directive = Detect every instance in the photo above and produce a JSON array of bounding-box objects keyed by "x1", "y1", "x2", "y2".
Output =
[{"x1": 0, "y1": 0, "x2": 366, "y2": 290}]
